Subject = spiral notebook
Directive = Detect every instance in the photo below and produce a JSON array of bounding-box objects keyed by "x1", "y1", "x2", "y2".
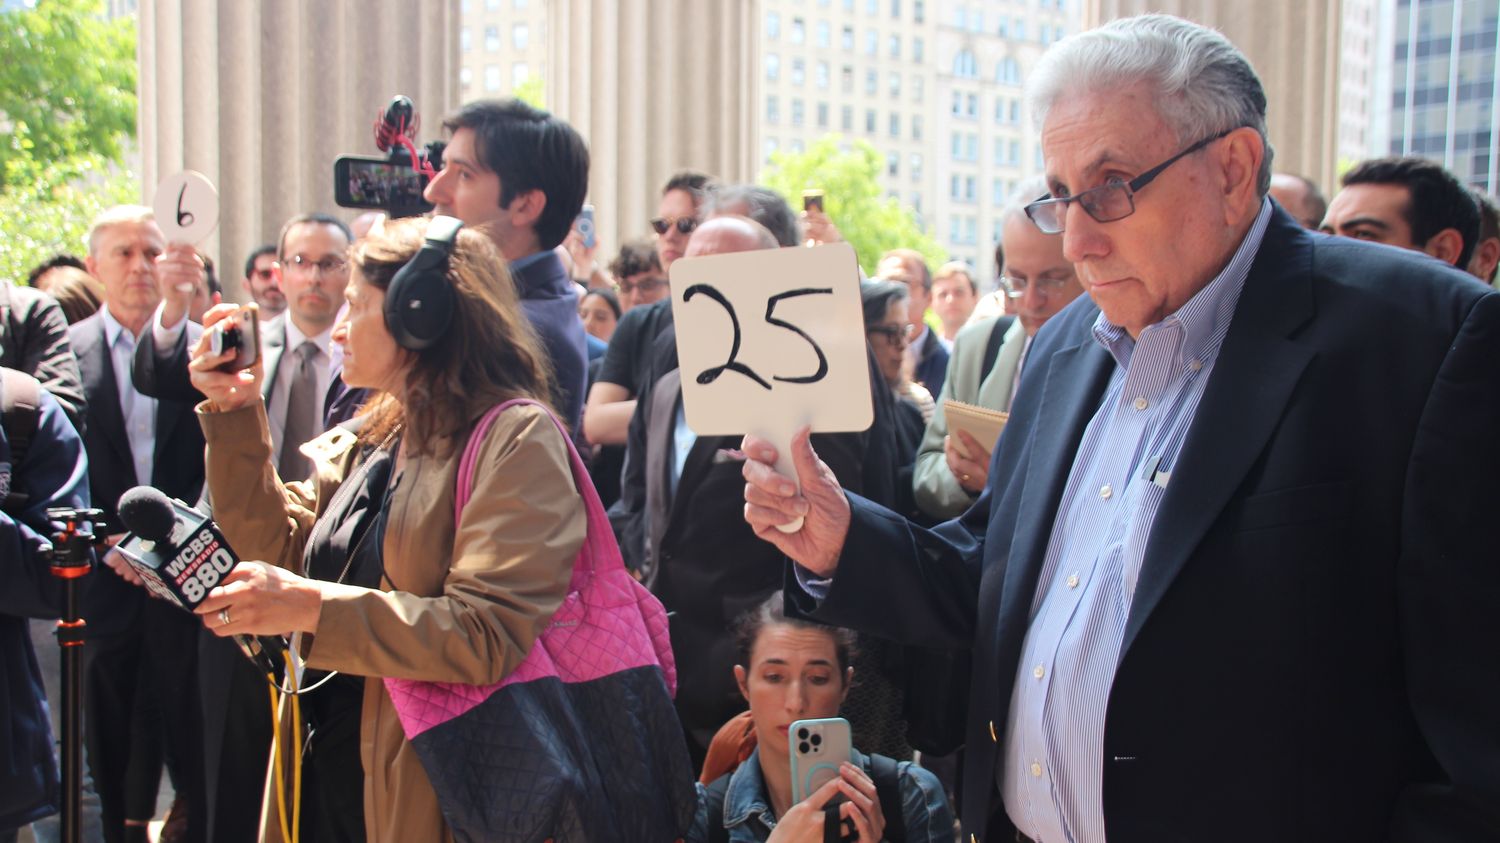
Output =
[{"x1": 943, "y1": 400, "x2": 1009, "y2": 457}]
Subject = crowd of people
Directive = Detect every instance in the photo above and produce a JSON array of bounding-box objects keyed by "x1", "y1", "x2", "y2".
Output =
[{"x1": 2, "y1": 11, "x2": 1499, "y2": 843}]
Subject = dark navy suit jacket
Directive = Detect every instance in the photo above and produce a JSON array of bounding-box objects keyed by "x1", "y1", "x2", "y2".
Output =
[{"x1": 795, "y1": 208, "x2": 1500, "y2": 841}]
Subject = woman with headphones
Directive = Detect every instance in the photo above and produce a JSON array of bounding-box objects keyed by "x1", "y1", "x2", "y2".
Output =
[{"x1": 185, "y1": 216, "x2": 586, "y2": 841}]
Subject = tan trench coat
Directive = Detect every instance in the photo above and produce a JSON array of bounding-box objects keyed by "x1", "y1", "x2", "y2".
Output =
[{"x1": 199, "y1": 400, "x2": 585, "y2": 842}]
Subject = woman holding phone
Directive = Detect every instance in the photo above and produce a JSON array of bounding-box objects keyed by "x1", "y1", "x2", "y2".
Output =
[
  {"x1": 183, "y1": 217, "x2": 586, "y2": 842},
  {"x1": 689, "y1": 593, "x2": 953, "y2": 842}
]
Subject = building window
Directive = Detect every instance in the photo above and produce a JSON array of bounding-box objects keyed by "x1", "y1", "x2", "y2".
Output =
[
  {"x1": 767, "y1": 12, "x2": 780, "y2": 39},
  {"x1": 816, "y1": 20, "x2": 831, "y2": 47},
  {"x1": 1010, "y1": 100, "x2": 1021, "y2": 123},
  {"x1": 865, "y1": 29, "x2": 877, "y2": 55},
  {"x1": 460, "y1": 27, "x2": 471, "y2": 53},
  {"x1": 764, "y1": 137, "x2": 779, "y2": 162},
  {"x1": 889, "y1": 72, "x2": 901, "y2": 97},
  {"x1": 842, "y1": 105, "x2": 853, "y2": 130},
  {"x1": 793, "y1": 58, "x2": 806, "y2": 86},
  {"x1": 912, "y1": 114, "x2": 923, "y2": 140},
  {"x1": 866, "y1": 69, "x2": 878, "y2": 95},
  {"x1": 512, "y1": 0, "x2": 526, "y2": 7},
  {"x1": 965, "y1": 176, "x2": 976, "y2": 202},
  {"x1": 791, "y1": 139, "x2": 804, "y2": 154},
  {"x1": 866, "y1": 0, "x2": 877, "y2": 15},
  {"x1": 911, "y1": 153, "x2": 922, "y2": 179},
  {"x1": 951, "y1": 91, "x2": 963, "y2": 116},
  {"x1": 889, "y1": 112, "x2": 900, "y2": 137},
  {"x1": 890, "y1": 0, "x2": 900, "y2": 18},
  {"x1": 485, "y1": 26, "x2": 500, "y2": 52},
  {"x1": 993, "y1": 138, "x2": 1004, "y2": 166},
  {"x1": 954, "y1": 49, "x2": 977, "y2": 78},
  {"x1": 889, "y1": 34, "x2": 900, "y2": 59},
  {"x1": 791, "y1": 17, "x2": 805, "y2": 44},
  {"x1": 461, "y1": 66, "x2": 473, "y2": 90},
  {"x1": 512, "y1": 23, "x2": 528, "y2": 50},
  {"x1": 1009, "y1": 139, "x2": 1020, "y2": 165},
  {"x1": 792, "y1": 98, "x2": 805, "y2": 127},
  {"x1": 485, "y1": 0, "x2": 500, "y2": 9},
  {"x1": 950, "y1": 174, "x2": 962, "y2": 199},
  {"x1": 818, "y1": 102, "x2": 830, "y2": 128},
  {"x1": 866, "y1": 109, "x2": 877, "y2": 133},
  {"x1": 951, "y1": 132, "x2": 963, "y2": 159},
  {"x1": 914, "y1": 0, "x2": 924, "y2": 23},
  {"x1": 888, "y1": 152, "x2": 899, "y2": 176},
  {"x1": 912, "y1": 75, "x2": 923, "y2": 101},
  {"x1": 767, "y1": 54, "x2": 780, "y2": 81},
  {"x1": 816, "y1": 61, "x2": 829, "y2": 89},
  {"x1": 913, "y1": 36, "x2": 924, "y2": 62},
  {"x1": 484, "y1": 65, "x2": 500, "y2": 91},
  {"x1": 512, "y1": 62, "x2": 528, "y2": 88},
  {"x1": 842, "y1": 65, "x2": 854, "y2": 93},
  {"x1": 967, "y1": 93, "x2": 978, "y2": 118},
  {"x1": 768, "y1": 96, "x2": 780, "y2": 124},
  {"x1": 997, "y1": 15, "x2": 1008, "y2": 38},
  {"x1": 842, "y1": 25, "x2": 854, "y2": 50}
]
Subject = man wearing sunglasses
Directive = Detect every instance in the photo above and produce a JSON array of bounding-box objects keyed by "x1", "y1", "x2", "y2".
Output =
[
  {"x1": 240, "y1": 244, "x2": 283, "y2": 319},
  {"x1": 744, "y1": 13, "x2": 1500, "y2": 843},
  {"x1": 584, "y1": 172, "x2": 715, "y2": 450}
]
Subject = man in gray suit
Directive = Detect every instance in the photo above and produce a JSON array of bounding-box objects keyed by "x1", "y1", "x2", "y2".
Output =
[{"x1": 913, "y1": 178, "x2": 1084, "y2": 521}]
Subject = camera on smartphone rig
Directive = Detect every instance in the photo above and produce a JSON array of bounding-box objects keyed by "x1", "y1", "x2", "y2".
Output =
[{"x1": 333, "y1": 94, "x2": 446, "y2": 219}]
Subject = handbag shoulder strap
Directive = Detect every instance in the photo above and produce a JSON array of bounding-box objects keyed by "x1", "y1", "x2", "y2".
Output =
[
  {"x1": 866, "y1": 754, "x2": 907, "y2": 843},
  {"x1": 455, "y1": 398, "x2": 616, "y2": 579}
]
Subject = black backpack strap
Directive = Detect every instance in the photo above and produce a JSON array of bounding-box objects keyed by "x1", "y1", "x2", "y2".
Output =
[
  {"x1": 1, "y1": 368, "x2": 42, "y2": 511},
  {"x1": 866, "y1": 754, "x2": 908, "y2": 843},
  {"x1": 979, "y1": 315, "x2": 1017, "y2": 380},
  {"x1": 702, "y1": 774, "x2": 731, "y2": 843}
]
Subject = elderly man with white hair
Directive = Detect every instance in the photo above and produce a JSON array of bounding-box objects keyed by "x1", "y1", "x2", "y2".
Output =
[{"x1": 740, "y1": 14, "x2": 1500, "y2": 842}]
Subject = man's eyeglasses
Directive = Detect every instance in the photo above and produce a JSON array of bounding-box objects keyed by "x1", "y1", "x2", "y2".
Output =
[
  {"x1": 866, "y1": 323, "x2": 916, "y2": 346},
  {"x1": 1000, "y1": 274, "x2": 1075, "y2": 299},
  {"x1": 618, "y1": 276, "x2": 668, "y2": 295},
  {"x1": 650, "y1": 215, "x2": 698, "y2": 236},
  {"x1": 250, "y1": 268, "x2": 275, "y2": 281},
  {"x1": 281, "y1": 255, "x2": 348, "y2": 278},
  {"x1": 1024, "y1": 128, "x2": 1236, "y2": 234}
]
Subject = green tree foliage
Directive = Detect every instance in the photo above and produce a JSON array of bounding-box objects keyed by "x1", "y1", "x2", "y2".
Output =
[
  {"x1": 0, "y1": 0, "x2": 139, "y2": 284},
  {"x1": 0, "y1": 0, "x2": 138, "y2": 190},
  {"x1": 514, "y1": 75, "x2": 545, "y2": 110},
  {"x1": 0, "y1": 154, "x2": 138, "y2": 285},
  {"x1": 760, "y1": 135, "x2": 947, "y2": 276}
]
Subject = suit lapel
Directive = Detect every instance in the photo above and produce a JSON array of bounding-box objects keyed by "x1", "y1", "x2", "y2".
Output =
[
  {"x1": 996, "y1": 333, "x2": 1115, "y2": 629},
  {"x1": 1121, "y1": 214, "x2": 1318, "y2": 655},
  {"x1": 75, "y1": 320, "x2": 136, "y2": 477},
  {"x1": 259, "y1": 316, "x2": 287, "y2": 402}
]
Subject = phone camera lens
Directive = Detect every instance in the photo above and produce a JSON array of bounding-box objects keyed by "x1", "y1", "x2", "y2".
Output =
[
  {"x1": 797, "y1": 728, "x2": 809, "y2": 740},
  {"x1": 811, "y1": 734, "x2": 822, "y2": 746},
  {"x1": 798, "y1": 741, "x2": 811, "y2": 754}
]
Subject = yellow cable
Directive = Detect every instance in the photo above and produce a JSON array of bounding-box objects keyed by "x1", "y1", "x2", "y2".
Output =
[
  {"x1": 288, "y1": 660, "x2": 302, "y2": 843},
  {"x1": 268, "y1": 673, "x2": 292, "y2": 843}
]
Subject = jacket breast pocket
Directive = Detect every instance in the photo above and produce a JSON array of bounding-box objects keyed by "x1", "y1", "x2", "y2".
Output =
[{"x1": 1225, "y1": 480, "x2": 1353, "y2": 535}]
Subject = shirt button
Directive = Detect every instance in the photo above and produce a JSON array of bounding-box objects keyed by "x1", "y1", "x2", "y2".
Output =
[
  {"x1": 1030, "y1": 761, "x2": 1043, "y2": 777},
  {"x1": 1189, "y1": 359, "x2": 1203, "y2": 372},
  {"x1": 1066, "y1": 573, "x2": 1080, "y2": 589},
  {"x1": 1134, "y1": 396, "x2": 1149, "y2": 410},
  {"x1": 1033, "y1": 664, "x2": 1045, "y2": 679},
  {"x1": 1099, "y1": 484, "x2": 1113, "y2": 500},
  {"x1": 989, "y1": 720, "x2": 998, "y2": 742}
]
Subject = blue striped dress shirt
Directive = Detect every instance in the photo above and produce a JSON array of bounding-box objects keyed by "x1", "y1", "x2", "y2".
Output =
[{"x1": 1002, "y1": 200, "x2": 1273, "y2": 843}]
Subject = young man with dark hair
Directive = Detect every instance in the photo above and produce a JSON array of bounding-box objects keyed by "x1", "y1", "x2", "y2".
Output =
[
  {"x1": 1321, "y1": 156, "x2": 1482, "y2": 269},
  {"x1": 240, "y1": 244, "x2": 282, "y2": 318},
  {"x1": 425, "y1": 98, "x2": 591, "y2": 432}
]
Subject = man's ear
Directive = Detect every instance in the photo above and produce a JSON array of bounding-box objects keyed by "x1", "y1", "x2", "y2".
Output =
[
  {"x1": 1217, "y1": 127, "x2": 1264, "y2": 222},
  {"x1": 1422, "y1": 228, "x2": 1465, "y2": 267},
  {"x1": 506, "y1": 188, "x2": 548, "y2": 230}
]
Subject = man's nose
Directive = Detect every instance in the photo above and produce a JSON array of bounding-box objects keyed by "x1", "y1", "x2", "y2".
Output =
[
  {"x1": 1061, "y1": 204, "x2": 1109, "y2": 265},
  {"x1": 424, "y1": 169, "x2": 450, "y2": 204}
]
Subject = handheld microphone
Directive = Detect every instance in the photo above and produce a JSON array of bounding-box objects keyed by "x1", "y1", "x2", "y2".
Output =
[{"x1": 114, "y1": 487, "x2": 287, "y2": 673}]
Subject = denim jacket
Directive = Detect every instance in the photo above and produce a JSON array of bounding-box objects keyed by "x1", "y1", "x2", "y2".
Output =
[{"x1": 688, "y1": 747, "x2": 954, "y2": 842}]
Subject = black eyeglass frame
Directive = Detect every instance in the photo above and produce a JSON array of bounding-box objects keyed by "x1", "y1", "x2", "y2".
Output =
[{"x1": 1023, "y1": 127, "x2": 1237, "y2": 234}]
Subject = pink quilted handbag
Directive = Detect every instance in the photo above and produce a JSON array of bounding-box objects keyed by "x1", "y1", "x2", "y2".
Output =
[{"x1": 383, "y1": 400, "x2": 696, "y2": 842}]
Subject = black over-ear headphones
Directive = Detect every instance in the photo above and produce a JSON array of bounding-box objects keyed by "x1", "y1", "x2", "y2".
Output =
[{"x1": 383, "y1": 215, "x2": 464, "y2": 350}]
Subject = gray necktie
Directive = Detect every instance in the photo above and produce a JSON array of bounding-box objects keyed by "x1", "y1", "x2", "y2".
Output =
[{"x1": 278, "y1": 341, "x2": 320, "y2": 480}]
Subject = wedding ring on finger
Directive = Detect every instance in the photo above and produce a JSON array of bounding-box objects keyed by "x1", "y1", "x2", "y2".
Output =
[{"x1": 218, "y1": 607, "x2": 232, "y2": 627}]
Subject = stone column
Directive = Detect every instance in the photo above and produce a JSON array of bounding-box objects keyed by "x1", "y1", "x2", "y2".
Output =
[
  {"x1": 547, "y1": 0, "x2": 760, "y2": 255},
  {"x1": 1084, "y1": 0, "x2": 1343, "y2": 195},
  {"x1": 138, "y1": 0, "x2": 459, "y2": 301}
]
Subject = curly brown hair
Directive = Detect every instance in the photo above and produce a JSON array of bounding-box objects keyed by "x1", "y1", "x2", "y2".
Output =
[{"x1": 350, "y1": 218, "x2": 557, "y2": 453}]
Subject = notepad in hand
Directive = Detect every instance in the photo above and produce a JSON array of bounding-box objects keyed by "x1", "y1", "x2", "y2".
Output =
[{"x1": 944, "y1": 400, "x2": 1008, "y2": 459}]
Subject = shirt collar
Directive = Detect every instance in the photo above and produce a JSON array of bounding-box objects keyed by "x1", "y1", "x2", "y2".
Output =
[
  {"x1": 283, "y1": 317, "x2": 333, "y2": 358},
  {"x1": 100, "y1": 305, "x2": 138, "y2": 348},
  {"x1": 1092, "y1": 197, "x2": 1273, "y2": 368},
  {"x1": 508, "y1": 250, "x2": 551, "y2": 274}
]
